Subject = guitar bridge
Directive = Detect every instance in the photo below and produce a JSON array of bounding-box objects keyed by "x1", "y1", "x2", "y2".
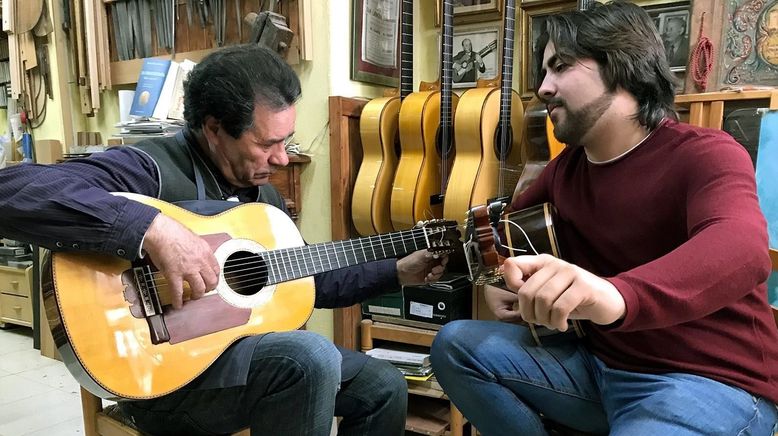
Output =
[{"x1": 121, "y1": 265, "x2": 171, "y2": 345}]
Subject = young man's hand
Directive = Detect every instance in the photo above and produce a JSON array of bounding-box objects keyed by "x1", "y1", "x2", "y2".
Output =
[{"x1": 502, "y1": 254, "x2": 626, "y2": 331}]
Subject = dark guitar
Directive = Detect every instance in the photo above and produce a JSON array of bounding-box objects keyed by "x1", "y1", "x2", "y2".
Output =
[{"x1": 463, "y1": 200, "x2": 583, "y2": 344}]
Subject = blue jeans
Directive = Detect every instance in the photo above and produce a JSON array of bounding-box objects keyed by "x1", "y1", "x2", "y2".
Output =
[
  {"x1": 120, "y1": 330, "x2": 407, "y2": 435},
  {"x1": 431, "y1": 320, "x2": 778, "y2": 436}
]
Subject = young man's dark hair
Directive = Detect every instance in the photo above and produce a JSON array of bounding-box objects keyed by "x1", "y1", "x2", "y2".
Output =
[
  {"x1": 534, "y1": 1, "x2": 678, "y2": 130},
  {"x1": 183, "y1": 45, "x2": 302, "y2": 138}
]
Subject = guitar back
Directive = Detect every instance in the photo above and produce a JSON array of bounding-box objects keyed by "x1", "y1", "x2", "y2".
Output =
[
  {"x1": 44, "y1": 194, "x2": 315, "y2": 399},
  {"x1": 353, "y1": 96, "x2": 401, "y2": 235}
]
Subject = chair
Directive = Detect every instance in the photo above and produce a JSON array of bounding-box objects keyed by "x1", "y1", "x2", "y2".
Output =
[{"x1": 80, "y1": 388, "x2": 250, "y2": 436}]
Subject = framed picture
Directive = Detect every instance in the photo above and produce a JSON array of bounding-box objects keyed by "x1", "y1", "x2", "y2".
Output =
[
  {"x1": 716, "y1": 0, "x2": 778, "y2": 89},
  {"x1": 635, "y1": 1, "x2": 691, "y2": 72},
  {"x1": 451, "y1": 25, "x2": 501, "y2": 88},
  {"x1": 519, "y1": 1, "x2": 576, "y2": 99},
  {"x1": 351, "y1": 0, "x2": 401, "y2": 87},
  {"x1": 435, "y1": 0, "x2": 502, "y2": 26}
]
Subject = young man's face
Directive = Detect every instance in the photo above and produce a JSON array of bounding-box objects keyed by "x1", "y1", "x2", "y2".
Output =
[
  {"x1": 536, "y1": 42, "x2": 614, "y2": 145},
  {"x1": 209, "y1": 105, "x2": 295, "y2": 188}
]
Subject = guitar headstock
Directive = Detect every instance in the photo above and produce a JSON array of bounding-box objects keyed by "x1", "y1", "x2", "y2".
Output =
[{"x1": 416, "y1": 219, "x2": 461, "y2": 254}]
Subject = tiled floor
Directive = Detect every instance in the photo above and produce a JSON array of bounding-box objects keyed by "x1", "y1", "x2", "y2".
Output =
[
  {"x1": 0, "y1": 327, "x2": 341, "y2": 436},
  {"x1": 0, "y1": 326, "x2": 85, "y2": 436}
]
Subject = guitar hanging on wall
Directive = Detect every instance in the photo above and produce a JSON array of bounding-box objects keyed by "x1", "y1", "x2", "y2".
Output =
[
  {"x1": 444, "y1": 0, "x2": 524, "y2": 227},
  {"x1": 352, "y1": 0, "x2": 414, "y2": 236},
  {"x1": 391, "y1": 0, "x2": 458, "y2": 230}
]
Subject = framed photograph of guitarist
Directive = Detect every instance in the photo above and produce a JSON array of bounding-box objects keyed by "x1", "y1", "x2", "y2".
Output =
[
  {"x1": 519, "y1": 1, "x2": 576, "y2": 99},
  {"x1": 452, "y1": 26, "x2": 500, "y2": 88}
]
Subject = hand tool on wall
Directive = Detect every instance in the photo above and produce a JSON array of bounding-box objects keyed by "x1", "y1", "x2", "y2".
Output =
[{"x1": 244, "y1": 8, "x2": 293, "y2": 56}]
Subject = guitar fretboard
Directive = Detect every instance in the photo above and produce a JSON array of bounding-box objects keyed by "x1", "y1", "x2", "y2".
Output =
[
  {"x1": 498, "y1": 0, "x2": 517, "y2": 199},
  {"x1": 258, "y1": 228, "x2": 432, "y2": 284},
  {"x1": 400, "y1": 0, "x2": 413, "y2": 99}
]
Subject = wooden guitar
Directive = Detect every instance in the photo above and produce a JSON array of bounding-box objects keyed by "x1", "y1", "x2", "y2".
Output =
[
  {"x1": 463, "y1": 200, "x2": 583, "y2": 344},
  {"x1": 453, "y1": 39, "x2": 498, "y2": 83},
  {"x1": 42, "y1": 193, "x2": 459, "y2": 400},
  {"x1": 352, "y1": 0, "x2": 414, "y2": 236},
  {"x1": 391, "y1": 0, "x2": 458, "y2": 230},
  {"x1": 444, "y1": 0, "x2": 524, "y2": 227}
]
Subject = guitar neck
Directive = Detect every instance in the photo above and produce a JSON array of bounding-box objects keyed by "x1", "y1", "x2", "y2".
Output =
[
  {"x1": 400, "y1": 0, "x2": 413, "y2": 99},
  {"x1": 439, "y1": 0, "x2": 454, "y2": 192},
  {"x1": 265, "y1": 228, "x2": 431, "y2": 284},
  {"x1": 497, "y1": 0, "x2": 517, "y2": 197}
]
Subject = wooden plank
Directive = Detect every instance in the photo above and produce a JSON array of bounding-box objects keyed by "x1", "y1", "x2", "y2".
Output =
[
  {"x1": 329, "y1": 96, "x2": 368, "y2": 351},
  {"x1": 110, "y1": 48, "x2": 215, "y2": 85},
  {"x1": 83, "y1": 0, "x2": 101, "y2": 110},
  {"x1": 688, "y1": 102, "x2": 704, "y2": 127},
  {"x1": 675, "y1": 90, "x2": 777, "y2": 104},
  {"x1": 80, "y1": 388, "x2": 102, "y2": 436},
  {"x1": 707, "y1": 100, "x2": 724, "y2": 130}
]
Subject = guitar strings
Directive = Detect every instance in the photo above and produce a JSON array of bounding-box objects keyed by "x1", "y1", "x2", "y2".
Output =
[
  {"x1": 141, "y1": 227, "x2": 449, "y2": 289},
  {"x1": 498, "y1": 219, "x2": 539, "y2": 256}
]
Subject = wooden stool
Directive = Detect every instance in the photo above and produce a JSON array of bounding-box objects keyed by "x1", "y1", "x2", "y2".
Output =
[{"x1": 80, "y1": 387, "x2": 250, "y2": 436}]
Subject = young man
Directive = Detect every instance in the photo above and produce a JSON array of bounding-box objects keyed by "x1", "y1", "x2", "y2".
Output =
[
  {"x1": 431, "y1": 2, "x2": 778, "y2": 435},
  {"x1": 0, "y1": 45, "x2": 447, "y2": 436}
]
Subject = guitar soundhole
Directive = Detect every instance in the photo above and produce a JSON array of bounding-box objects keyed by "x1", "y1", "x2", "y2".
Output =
[
  {"x1": 493, "y1": 124, "x2": 514, "y2": 159},
  {"x1": 224, "y1": 251, "x2": 268, "y2": 296},
  {"x1": 435, "y1": 126, "x2": 455, "y2": 159}
]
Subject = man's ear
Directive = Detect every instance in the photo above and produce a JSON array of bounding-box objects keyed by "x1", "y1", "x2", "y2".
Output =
[{"x1": 201, "y1": 116, "x2": 221, "y2": 146}]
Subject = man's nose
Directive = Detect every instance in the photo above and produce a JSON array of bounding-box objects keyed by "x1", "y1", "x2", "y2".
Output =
[
  {"x1": 536, "y1": 74, "x2": 555, "y2": 101},
  {"x1": 269, "y1": 143, "x2": 289, "y2": 167}
]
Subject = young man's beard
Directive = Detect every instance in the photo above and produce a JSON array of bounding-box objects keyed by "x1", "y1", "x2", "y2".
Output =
[{"x1": 552, "y1": 92, "x2": 615, "y2": 146}]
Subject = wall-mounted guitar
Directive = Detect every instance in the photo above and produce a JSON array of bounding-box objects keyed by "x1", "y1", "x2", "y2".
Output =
[
  {"x1": 391, "y1": 0, "x2": 458, "y2": 230},
  {"x1": 42, "y1": 194, "x2": 459, "y2": 399},
  {"x1": 352, "y1": 0, "x2": 413, "y2": 236},
  {"x1": 444, "y1": 0, "x2": 524, "y2": 228}
]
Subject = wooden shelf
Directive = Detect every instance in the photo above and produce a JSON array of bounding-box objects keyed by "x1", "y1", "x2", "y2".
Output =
[
  {"x1": 675, "y1": 89, "x2": 778, "y2": 109},
  {"x1": 110, "y1": 49, "x2": 216, "y2": 86}
]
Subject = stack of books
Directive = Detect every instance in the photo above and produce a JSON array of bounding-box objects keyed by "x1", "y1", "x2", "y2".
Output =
[
  {"x1": 0, "y1": 239, "x2": 32, "y2": 268},
  {"x1": 117, "y1": 58, "x2": 197, "y2": 139},
  {"x1": 365, "y1": 347, "x2": 432, "y2": 377}
]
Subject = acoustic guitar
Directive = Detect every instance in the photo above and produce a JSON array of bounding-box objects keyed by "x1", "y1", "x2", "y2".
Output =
[
  {"x1": 391, "y1": 0, "x2": 458, "y2": 230},
  {"x1": 352, "y1": 0, "x2": 414, "y2": 236},
  {"x1": 42, "y1": 193, "x2": 459, "y2": 400},
  {"x1": 444, "y1": 0, "x2": 524, "y2": 227}
]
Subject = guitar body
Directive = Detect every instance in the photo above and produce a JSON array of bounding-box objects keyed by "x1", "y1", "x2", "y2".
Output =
[
  {"x1": 43, "y1": 194, "x2": 314, "y2": 400},
  {"x1": 391, "y1": 91, "x2": 460, "y2": 230},
  {"x1": 352, "y1": 96, "x2": 401, "y2": 235},
  {"x1": 444, "y1": 88, "x2": 524, "y2": 225}
]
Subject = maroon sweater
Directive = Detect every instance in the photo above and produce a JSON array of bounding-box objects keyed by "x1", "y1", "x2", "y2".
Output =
[{"x1": 512, "y1": 119, "x2": 778, "y2": 403}]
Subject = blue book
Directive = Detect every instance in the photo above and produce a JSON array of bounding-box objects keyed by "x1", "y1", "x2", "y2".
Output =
[{"x1": 129, "y1": 58, "x2": 172, "y2": 118}]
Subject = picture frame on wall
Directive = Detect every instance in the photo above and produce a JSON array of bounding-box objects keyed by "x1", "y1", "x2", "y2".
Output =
[
  {"x1": 451, "y1": 25, "x2": 501, "y2": 88},
  {"x1": 435, "y1": 0, "x2": 503, "y2": 26},
  {"x1": 351, "y1": 0, "x2": 401, "y2": 87},
  {"x1": 519, "y1": 1, "x2": 576, "y2": 99}
]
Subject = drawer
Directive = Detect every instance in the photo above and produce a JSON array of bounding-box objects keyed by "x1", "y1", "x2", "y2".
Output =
[
  {"x1": 0, "y1": 266, "x2": 32, "y2": 297},
  {"x1": 0, "y1": 293, "x2": 32, "y2": 326}
]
